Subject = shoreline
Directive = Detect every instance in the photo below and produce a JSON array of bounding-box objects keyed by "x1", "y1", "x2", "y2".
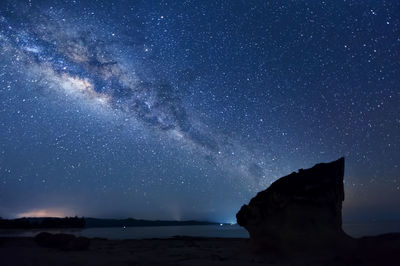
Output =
[{"x1": 2, "y1": 220, "x2": 400, "y2": 239}]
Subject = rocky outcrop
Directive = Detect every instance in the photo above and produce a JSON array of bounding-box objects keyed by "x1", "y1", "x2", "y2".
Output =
[{"x1": 237, "y1": 157, "x2": 352, "y2": 251}]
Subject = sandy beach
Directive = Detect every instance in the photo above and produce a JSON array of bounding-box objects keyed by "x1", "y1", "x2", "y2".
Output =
[
  {"x1": 1, "y1": 236, "x2": 265, "y2": 266},
  {"x1": 1, "y1": 234, "x2": 400, "y2": 266}
]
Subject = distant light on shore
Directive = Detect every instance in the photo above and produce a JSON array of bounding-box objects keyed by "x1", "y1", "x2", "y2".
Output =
[{"x1": 16, "y1": 209, "x2": 72, "y2": 218}]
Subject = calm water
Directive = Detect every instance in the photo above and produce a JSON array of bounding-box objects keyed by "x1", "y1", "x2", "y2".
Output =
[{"x1": 1, "y1": 223, "x2": 400, "y2": 239}]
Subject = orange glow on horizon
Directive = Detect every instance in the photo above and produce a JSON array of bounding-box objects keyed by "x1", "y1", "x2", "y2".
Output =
[{"x1": 17, "y1": 209, "x2": 72, "y2": 218}]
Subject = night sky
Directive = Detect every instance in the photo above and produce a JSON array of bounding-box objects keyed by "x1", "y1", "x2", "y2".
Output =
[{"x1": 0, "y1": 0, "x2": 399, "y2": 223}]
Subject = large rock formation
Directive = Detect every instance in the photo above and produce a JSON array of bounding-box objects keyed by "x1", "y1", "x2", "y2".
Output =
[{"x1": 237, "y1": 157, "x2": 351, "y2": 251}]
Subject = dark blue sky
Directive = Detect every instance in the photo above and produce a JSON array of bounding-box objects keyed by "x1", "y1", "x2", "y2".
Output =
[{"x1": 0, "y1": 0, "x2": 399, "y2": 222}]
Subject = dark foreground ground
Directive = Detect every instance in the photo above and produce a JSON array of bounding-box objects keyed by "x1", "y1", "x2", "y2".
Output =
[{"x1": 1, "y1": 234, "x2": 400, "y2": 266}]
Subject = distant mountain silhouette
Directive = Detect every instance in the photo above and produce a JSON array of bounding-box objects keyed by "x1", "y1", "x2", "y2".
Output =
[
  {"x1": 0, "y1": 217, "x2": 85, "y2": 229},
  {"x1": 0, "y1": 217, "x2": 218, "y2": 229},
  {"x1": 85, "y1": 218, "x2": 219, "y2": 228}
]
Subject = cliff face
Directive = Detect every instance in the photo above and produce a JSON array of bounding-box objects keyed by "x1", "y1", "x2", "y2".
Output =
[{"x1": 237, "y1": 157, "x2": 349, "y2": 250}]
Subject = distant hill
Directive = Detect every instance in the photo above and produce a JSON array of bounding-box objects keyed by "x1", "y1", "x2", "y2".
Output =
[
  {"x1": 0, "y1": 217, "x2": 85, "y2": 229},
  {"x1": 85, "y1": 218, "x2": 218, "y2": 227},
  {"x1": 0, "y1": 217, "x2": 219, "y2": 229}
]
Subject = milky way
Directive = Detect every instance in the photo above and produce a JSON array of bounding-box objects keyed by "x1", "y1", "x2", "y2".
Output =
[
  {"x1": 0, "y1": 6, "x2": 270, "y2": 180},
  {"x1": 0, "y1": 0, "x2": 399, "y2": 222}
]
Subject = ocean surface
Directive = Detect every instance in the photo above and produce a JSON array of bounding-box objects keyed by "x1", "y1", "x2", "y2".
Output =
[{"x1": 1, "y1": 222, "x2": 400, "y2": 239}]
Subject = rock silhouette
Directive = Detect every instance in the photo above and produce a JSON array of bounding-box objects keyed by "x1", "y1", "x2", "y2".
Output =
[{"x1": 237, "y1": 157, "x2": 352, "y2": 251}]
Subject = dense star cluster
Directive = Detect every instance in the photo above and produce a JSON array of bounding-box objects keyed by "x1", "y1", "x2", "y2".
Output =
[{"x1": 0, "y1": 0, "x2": 399, "y2": 222}]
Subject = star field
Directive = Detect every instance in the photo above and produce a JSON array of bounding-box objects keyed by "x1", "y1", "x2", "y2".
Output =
[{"x1": 0, "y1": 0, "x2": 399, "y2": 222}]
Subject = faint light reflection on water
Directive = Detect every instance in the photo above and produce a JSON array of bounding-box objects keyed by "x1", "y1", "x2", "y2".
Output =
[{"x1": 1, "y1": 222, "x2": 400, "y2": 239}]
